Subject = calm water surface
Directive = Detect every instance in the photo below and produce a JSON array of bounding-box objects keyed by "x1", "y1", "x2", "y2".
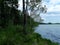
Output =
[{"x1": 35, "y1": 24, "x2": 60, "y2": 43}]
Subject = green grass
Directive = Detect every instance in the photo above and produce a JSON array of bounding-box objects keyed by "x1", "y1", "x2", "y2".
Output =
[{"x1": 0, "y1": 25, "x2": 59, "y2": 45}]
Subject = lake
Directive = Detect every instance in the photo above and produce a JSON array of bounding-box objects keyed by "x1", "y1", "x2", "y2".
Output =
[{"x1": 35, "y1": 24, "x2": 60, "y2": 43}]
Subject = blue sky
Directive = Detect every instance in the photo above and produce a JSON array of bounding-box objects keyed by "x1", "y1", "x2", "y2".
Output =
[
  {"x1": 41, "y1": 0, "x2": 60, "y2": 23},
  {"x1": 18, "y1": 0, "x2": 60, "y2": 23}
]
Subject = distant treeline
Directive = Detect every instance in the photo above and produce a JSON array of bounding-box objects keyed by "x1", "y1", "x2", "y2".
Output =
[{"x1": 40, "y1": 23, "x2": 60, "y2": 24}]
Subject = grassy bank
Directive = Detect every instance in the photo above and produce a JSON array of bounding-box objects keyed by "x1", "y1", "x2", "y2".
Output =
[
  {"x1": 0, "y1": 15, "x2": 59, "y2": 45},
  {"x1": 0, "y1": 24, "x2": 59, "y2": 45}
]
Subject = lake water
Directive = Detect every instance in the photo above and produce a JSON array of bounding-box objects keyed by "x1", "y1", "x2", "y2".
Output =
[{"x1": 35, "y1": 24, "x2": 60, "y2": 43}]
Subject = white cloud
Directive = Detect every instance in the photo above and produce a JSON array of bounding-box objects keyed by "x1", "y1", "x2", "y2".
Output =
[
  {"x1": 48, "y1": 5, "x2": 60, "y2": 12},
  {"x1": 41, "y1": 0, "x2": 60, "y2": 23},
  {"x1": 50, "y1": 0, "x2": 60, "y2": 5},
  {"x1": 42, "y1": 0, "x2": 60, "y2": 14}
]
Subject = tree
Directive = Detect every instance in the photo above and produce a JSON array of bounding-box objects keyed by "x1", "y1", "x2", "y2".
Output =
[
  {"x1": 24, "y1": 0, "x2": 47, "y2": 23},
  {"x1": 0, "y1": 0, "x2": 20, "y2": 28},
  {"x1": 23, "y1": 0, "x2": 47, "y2": 25},
  {"x1": 22, "y1": 0, "x2": 47, "y2": 36},
  {"x1": 29, "y1": 0, "x2": 47, "y2": 22}
]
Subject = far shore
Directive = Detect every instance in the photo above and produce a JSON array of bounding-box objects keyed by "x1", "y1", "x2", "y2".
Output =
[{"x1": 39, "y1": 23, "x2": 60, "y2": 25}]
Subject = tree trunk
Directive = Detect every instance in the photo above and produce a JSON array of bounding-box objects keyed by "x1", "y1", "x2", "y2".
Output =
[{"x1": 23, "y1": 0, "x2": 27, "y2": 34}]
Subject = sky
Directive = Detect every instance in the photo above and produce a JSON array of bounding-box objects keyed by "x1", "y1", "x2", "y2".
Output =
[
  {"x1": 18, "y1": 0, "x2": 23, "y2": 10},
  {"x1": 41, "y1": 0, "x2": 60, "y2": 23},
  {"x1": 18, "y1": 0, "x2": 60, "y2": 23}
]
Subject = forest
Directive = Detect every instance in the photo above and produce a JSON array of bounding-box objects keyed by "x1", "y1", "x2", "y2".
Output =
[{"x1": 0, "y1": 0, "x2": 59, "y2": 45}]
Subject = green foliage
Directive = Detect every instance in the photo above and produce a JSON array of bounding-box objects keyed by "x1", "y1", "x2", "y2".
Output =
[
  {"x1": 0, "y1": 0, "x2": 58, "y2": 45},
  {"x1": 36, "y1": 0, "x2": 42, "y2": 2},
  {"x1": 0, "y1": 0, "x2": 19, "y2": 28},
  {"x1": 0, "y1": 24, "x2": 58, "y2": 45}
]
